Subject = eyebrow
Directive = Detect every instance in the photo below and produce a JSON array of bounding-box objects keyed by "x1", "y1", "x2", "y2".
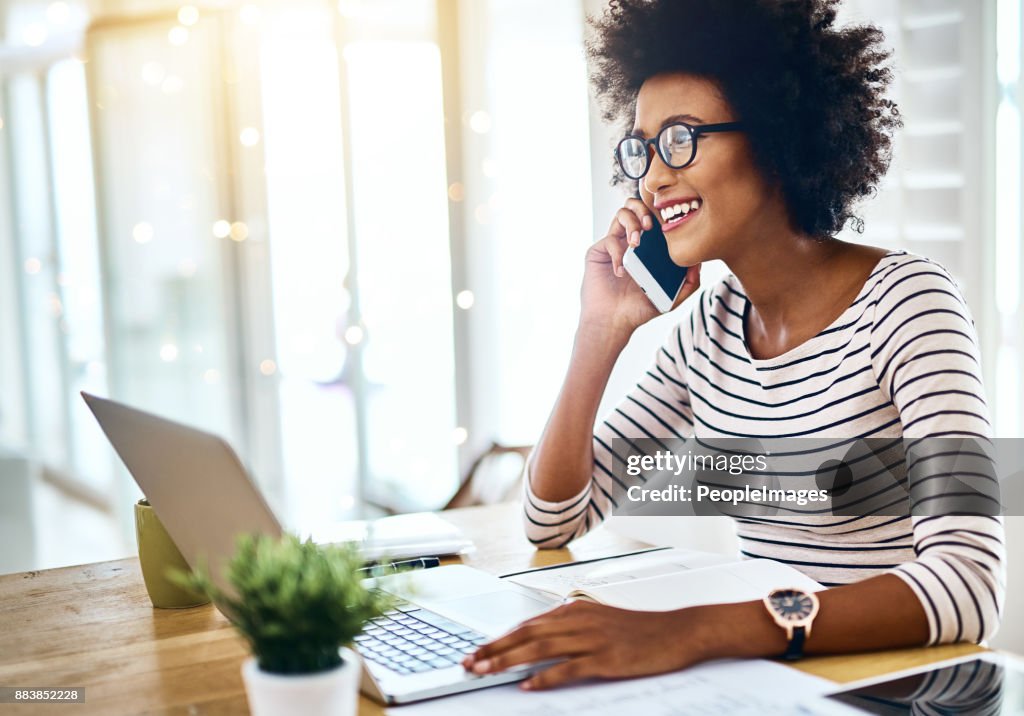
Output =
[{"x1": 629, "y1": 113, "x2": 705, "y2": 138}]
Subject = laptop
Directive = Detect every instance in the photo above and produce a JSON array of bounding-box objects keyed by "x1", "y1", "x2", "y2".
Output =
[{"x1": 81, "y1": 392, "x2": 558, "y2": 704}]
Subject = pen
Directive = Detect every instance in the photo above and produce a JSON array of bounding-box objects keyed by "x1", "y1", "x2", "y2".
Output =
[{"x1": 357, "y1": 556, "x2": 441, "y2": 577}]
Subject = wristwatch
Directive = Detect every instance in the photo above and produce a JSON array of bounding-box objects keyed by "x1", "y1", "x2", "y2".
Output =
[{"x1": 763, "y1": 588, "x2": 820, "y2": 660}]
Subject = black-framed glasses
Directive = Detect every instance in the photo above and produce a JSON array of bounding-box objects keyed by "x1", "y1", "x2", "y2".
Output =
[{"x1": 615, "y1": 121, "x2": 745, "y2": 180}]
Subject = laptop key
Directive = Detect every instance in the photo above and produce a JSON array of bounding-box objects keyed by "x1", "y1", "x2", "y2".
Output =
[
  {"x1": 426, "y1": 657, "x2": 452, "y2": 669},
  {"x1": 412, "y1": 612, "x2": 472, "y2": 634}
]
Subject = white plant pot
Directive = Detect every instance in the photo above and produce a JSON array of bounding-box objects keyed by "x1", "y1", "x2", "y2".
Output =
[{"x1": 241, "y1": 646, "x2": 361, "y2": 716}]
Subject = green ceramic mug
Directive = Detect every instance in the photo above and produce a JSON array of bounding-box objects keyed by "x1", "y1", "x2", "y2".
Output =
[{"x1": 134, "y1": 499, "x2": 210, "y2": 608}]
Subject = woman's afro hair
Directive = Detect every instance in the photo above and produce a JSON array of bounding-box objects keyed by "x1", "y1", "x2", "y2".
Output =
[{"x1": 586, "y1": 0, "x2": 902, "y2": 238}]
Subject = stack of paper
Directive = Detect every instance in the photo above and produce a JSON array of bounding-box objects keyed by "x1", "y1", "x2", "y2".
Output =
[{"x1": 307, "y1": 512, "x2": 474, "y2": 561}]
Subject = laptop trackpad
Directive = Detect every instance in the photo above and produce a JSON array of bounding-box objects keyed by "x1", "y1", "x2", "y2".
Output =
[{"x1": 432, "y1": 591, "x2": 554, "y2": 636}]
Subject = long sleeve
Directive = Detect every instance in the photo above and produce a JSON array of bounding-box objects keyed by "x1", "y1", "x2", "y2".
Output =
[
  {"x1": 870, "y1": 259, "x2": 1006, "y2": 644},
  {"x1": 523, "y1": 319, "x2": 695, "y2": 548}
]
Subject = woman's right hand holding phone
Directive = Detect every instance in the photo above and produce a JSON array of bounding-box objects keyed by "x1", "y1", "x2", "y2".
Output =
[
  {"x1": 580, "y1": 198, "x2": 701, "y2": 341},
  {"x1": 528, "y1": 200, "x2": 701, "y2": 505}
]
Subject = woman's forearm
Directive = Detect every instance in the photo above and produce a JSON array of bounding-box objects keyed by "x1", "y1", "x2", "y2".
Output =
[
  {"x1": 690, "y1": 573, "x2": 930, "y2": 661},
  {"x1": 465, "y1": 572, "x2": 933, "y2": 689},
  {"x1": 528, "y1": 322, "x2": 631, "y2": 503}
]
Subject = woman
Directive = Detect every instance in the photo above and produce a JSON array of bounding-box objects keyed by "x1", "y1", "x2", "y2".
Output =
[{"x1": 462, "y1": 0, "x2": 1005, "y2": 690}]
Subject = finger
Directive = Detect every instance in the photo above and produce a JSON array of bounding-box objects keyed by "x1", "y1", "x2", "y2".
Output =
[
  {"x1": 469, "y1": 635, "x2": 595, "y2": 675},
  {"x1": 623, "y1": 197, "x2": 655, "y2": 231},
  {"x1": 466, "y1": 616, "x2": 579, "y2": 665},
  {"x1": 671, "y1": 262, "x2": 702, "y2": 310},
  {"x1": 601, "y1": 233, "x2": 628, "y2": 278},
  {"x1": 612, "y1": 207, "x2": 643, "y2": 250},
  {"x1": 521, "y1": 656, "x2": 603, "y2": 691}
]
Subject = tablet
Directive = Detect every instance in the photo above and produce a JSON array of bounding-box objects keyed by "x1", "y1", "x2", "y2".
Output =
[{"x1": 823, "y1": 652, "x2": 1023, "y2": 715}]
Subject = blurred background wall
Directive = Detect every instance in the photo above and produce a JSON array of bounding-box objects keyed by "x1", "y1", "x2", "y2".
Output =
[{"x1": 0, "y1": 0, "x2": 1022, "y2": 645}]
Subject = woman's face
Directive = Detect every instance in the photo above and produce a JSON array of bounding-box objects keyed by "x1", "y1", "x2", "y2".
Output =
[{"x1": 633, "y1": 72, "x2": 781, "y2": 266}]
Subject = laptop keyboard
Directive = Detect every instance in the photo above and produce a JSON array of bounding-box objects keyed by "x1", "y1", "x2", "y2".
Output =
[{"x1": 354, "y1": 599, "x2": 489, "y2": 675}]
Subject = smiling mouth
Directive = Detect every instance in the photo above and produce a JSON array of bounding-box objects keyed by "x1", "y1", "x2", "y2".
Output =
[{"x1": 660, "y1": 199, "x2": 702, "y2": 232}]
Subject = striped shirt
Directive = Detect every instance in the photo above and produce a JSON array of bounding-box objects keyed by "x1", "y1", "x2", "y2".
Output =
[{"x1": 524, "y1": 250, "x2": 1006, "y2": 645}]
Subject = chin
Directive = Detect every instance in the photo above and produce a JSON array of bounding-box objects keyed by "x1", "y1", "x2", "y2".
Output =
[{"x1": 665, "y1": 238, "x2": 703, "y2": 268}]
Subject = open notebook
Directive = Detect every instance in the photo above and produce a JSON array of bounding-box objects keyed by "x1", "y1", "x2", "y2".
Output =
[{"x1": 505, "y1": 548, "x2": 823, "y2": 611}]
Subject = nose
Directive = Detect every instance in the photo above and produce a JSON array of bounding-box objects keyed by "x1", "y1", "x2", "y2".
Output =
[{"x1": 642, "y1": 145, "x2": 678, "y2": 196}]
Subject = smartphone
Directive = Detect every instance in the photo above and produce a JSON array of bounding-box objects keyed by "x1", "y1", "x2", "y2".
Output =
[{"x1": 622, "y1": 221, "x2": 688, "y2": 313}]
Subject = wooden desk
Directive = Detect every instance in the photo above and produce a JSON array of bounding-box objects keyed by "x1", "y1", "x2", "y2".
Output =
[{"x1": 0, "y1": 503, "x2": 983, "y2": 714}]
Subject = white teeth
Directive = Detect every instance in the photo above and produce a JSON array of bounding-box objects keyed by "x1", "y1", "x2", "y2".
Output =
[{"x1": 660, "y1": 199, "x2": 701, "y2": 223}]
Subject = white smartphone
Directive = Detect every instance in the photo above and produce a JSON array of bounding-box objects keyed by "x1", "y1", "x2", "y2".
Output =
[{"x1": 622, "y1": 221, "x2": 689, "y2": 312}]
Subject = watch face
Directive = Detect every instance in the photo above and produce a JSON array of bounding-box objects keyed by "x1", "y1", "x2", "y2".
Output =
[{"x1": 770, "y1": 589, "x2": 815, "y2": 621}]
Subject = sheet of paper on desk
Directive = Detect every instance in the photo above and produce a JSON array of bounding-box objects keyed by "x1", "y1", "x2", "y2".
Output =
[
  {"x1": 305, "y1": 512, "x2": 474, "y2": 561},
  {"x1": 386, "y1": 659, "x2": 838, "y2": 716}
]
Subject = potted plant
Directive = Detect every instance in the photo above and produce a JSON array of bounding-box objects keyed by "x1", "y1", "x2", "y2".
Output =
[{"x1": 175, "y1": 533, "x2": 390, "y2": 716}]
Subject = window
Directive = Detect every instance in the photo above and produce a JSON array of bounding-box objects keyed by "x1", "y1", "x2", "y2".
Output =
[
  {"x1": 994, "y1": 0, "x2": 1022, "y2": 437},
  {"x1": 0, "y1": 0, "x2": 597, "y2": 570}
]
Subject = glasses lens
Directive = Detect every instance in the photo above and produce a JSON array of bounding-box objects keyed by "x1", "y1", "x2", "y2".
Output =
[
  {"x1": 616, "y1": 137, "x2": 649, "y2": 179},
  {"x1": 659, "y1": 124, "x2": 695, "y2": 168}
]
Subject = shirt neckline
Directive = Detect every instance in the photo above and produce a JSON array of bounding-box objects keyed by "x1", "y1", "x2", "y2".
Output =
[{"x1": 739, "y1": 250, "x2": 903, "y2": 370}]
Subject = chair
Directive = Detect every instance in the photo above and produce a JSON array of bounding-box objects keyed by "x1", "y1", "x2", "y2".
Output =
[{"x1": 443, "y1": 442, "x2": 532, "y2": 510}]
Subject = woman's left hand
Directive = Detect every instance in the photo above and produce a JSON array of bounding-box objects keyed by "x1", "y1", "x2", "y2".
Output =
[{"x1": 461, "y1": 601, "x2": 709, "y2": 690}]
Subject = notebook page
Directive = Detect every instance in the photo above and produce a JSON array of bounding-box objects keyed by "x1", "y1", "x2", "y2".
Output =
[
  {"x1": 505, "y1": 547, "x2": 733, "y2": 599},
  {"x1": 571, "y1": 558, "x2": 824, "y2": 610}
]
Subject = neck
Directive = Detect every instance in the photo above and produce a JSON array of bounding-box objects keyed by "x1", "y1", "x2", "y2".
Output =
[{"x1": 722, "y1": 216, "x2": 841, "y2": 334}]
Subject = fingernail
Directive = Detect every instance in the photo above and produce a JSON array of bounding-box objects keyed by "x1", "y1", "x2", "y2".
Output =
[
  {"x1": 644, "y1": 217, "x2": 652, "y2": 229},
  {"x1": 615, "y1": 266, "x2": 623, "y2": 278},
  {"x1": 473, "y1": 659, "x2": 491, "y2": 673},
  {"x1": 521, "y1": 680, "x2": 533, "y2": 690},
  {"x1": 630, "y1": 231, "x2": 640, "y2": 246}
]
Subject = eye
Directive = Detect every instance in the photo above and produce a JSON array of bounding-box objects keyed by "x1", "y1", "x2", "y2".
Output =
[{"x1": 664, "y1": 125, "x2": 693, "y2": 149}]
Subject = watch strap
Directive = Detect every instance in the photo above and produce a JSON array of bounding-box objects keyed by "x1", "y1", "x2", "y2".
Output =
[{"x1": 782, "y1": 625, "x2": 806, "y2": 660}]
